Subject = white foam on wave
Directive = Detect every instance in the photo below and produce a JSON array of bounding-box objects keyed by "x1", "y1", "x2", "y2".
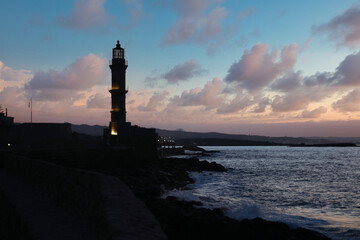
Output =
[
  {"x1": 161, "y1": 189, "x2": 201, "y2": 202},
  {"x1": 226, "y1": 201, "x2": 263, "y2": 220}
]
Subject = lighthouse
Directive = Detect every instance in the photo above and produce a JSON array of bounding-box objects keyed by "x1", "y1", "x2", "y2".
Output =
[
  {"x1": 105, "y1": 40, "x2": 157, "y2": 151},
  {"x1": 109, "y1": 41, "x2": 130, "y2": 139}
]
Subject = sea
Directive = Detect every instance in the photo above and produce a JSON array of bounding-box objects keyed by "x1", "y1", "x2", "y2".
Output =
[{"x1": 164, "y1": 146, "x2": 360, "y2": 240}]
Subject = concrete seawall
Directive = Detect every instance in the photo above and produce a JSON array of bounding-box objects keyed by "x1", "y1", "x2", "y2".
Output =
[{"x1": 0, "y1": 153, "x2": 167, "y2": 240}]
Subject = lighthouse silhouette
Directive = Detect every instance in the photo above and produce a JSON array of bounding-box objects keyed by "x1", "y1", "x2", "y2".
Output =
[
  {"x1": 104, "y1": 40, "x2": 157, "y2": 151},
  {"x1": 109, "y1": 40, "x2": 131, "y2": 144}
]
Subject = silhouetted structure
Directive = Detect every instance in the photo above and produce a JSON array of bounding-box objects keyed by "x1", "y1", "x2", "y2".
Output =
[
  {"x1": 0, "y1": 108, "x2": 13, "y2": 127},
  {"x1": 104, "y1": 41, "x2": 158, "y2": 156},
  {"x1": 0, "y1": 108, "x2": 14, "y2": 147},
  {"x1": 109, "y1": 41, "x2": 131, "y2": 140}
]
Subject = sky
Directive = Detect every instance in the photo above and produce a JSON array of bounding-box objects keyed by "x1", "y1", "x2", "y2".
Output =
[{"x1": 2, "y1": 0, "x2": 360, "y2": 137}]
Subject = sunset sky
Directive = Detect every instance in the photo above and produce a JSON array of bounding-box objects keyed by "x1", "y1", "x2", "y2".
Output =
[{"x1": 2, "y1": 0, "x2": 360, "y2": 137}]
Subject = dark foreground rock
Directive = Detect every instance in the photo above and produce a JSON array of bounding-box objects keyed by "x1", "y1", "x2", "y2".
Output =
[{"x1": 14, "y1": 148, "x2": 330, "y2": 240}]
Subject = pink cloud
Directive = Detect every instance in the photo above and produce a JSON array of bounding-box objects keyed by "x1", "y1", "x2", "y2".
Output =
[
  {"x1": 168, "y1": 77, "x2": 225, "y2": 109},
  {"x1": 87, "y1": 93, "x2": 110, "y2": 109},
  {"x1": 0, "y1": 86, "x2": 31, "y2": 121},
  {"x1": 252, "y1": 97, "x2": 270, "y2": 113},
  {"x1": 0, "y1": 61, "x2": 32, "y2": 82},
  {"x1": 138, "y1": 90, "x2": 169, "y2": 111},
  {"x1": 163, "y1": 59, "x2": 205, "y2": 84},
  {"x1": 217, "y1": 94, "x2": 254, "y2": 114},
  {"x1": 58, "y1": 0, "x2": 112, "y2": 29},
  {"x1": 26, "y1": 54, "x2": 107, "y2": 101},
  {"x1": 224, "y1": 43, "x2": 297, "y2": 92},
  {"x1": 271, "y1": 71, "x2": 302, "y2": 92},
  {"x1": 300, "y1": 106, "x2": 327, "y2": 118},
  {"x1": 299, "y1": 38, "x2": 312, "y2": 53},
  {"x1": 332, "y1": 89, "x2": 360, "y2": 112},
  {"x1": 270, "y1": 86, "x2": 329, "y2": 113},
  {"x1": 334, "y1": 51, "x2": 360, "y2": 86},
  {"x1": 162, "y1": 0, "x2": 239, "y2": 48},
  {"x1": 313, "y1": 4, "x2": 360, "y2": 48}
]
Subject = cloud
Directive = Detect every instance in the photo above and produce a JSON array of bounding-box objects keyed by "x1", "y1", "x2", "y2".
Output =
[
  {"x1": 58, "y1": 0, "x2": 112, "y2": 29},
  {"x1": 168, "y1": 77, "x2": 224, "y2": 109},
  {"x1": 333, "y1": 51, "x2": 360, "y2": 86},
  {"x1": 121, "y1": 0, "x2": 146, "y2": 29},
  {"x1": 267, "y1": 49, "x2": 360, "y2": 113},
  {"x1": 332, "y1": 89, "x2": 360, "y2": 112},
  {"x1": 271, "y1": 71, "x2": 302, "y2": 92},
  {"x1": 161, "y1": 1, "x2": 255, "y2": 55},
  {"x1": 163, "y1": 59, "x2": 205, "y2": 84},
  {"x1": 162, "y1": 0, "x2": 250, "y2": 50},
  {"x1": 217, "y1": 94, "x2": 254, "y2": 114},
  {"x1": 270, "y1": 83, "x2": 331, "y2": 113},
  {"x1": 0, "y1": 86, "x2": 27, "y2": 107},
  {"x1": 138, "y1": 90, "x2": 169, "y2": 111},
  {"x1": 197, "y1": 6, "x2": 227, "y2": 42},
  {"x1": 206, "y1": 7, "x2": 255, "y2": 55},
  {"x1": 252, "y1": 97, "x2": 270, "y2": 113},
  {"x1": 163, "y1": 4, "x2": 227, "y2": 45},
  {"x1": 87, "y1": 93, "x2": 110, "y2": 109},
  {"x1": 0, "y1": 61, "x2": 32, "y2": 83},
  {"x1": 145, "y1": 59, "x2": 205, "y2": 86},
  {"x1": 271, "y1": 94, "x2": 311, "y2": 113},
  {"x1": 313, "y1": 4, "x2": 360, "y2": 48},
  {"x1": 303, "y1": 72, "x2": 333, "y2": 87},
  {"x1": 224, "y1": 43, "x2": 297, "y2": 92},
  {"x1": 26, "y1": 54, "x2": 107, "y2": 101},
  {"x1": 300, "y1": 106, "x2": 327, "y2": 118},
  {"x1": 299, "y1": 38, "x2": 312, "y2": 53},
  {"x1": 302, "y1": 51, "x2": 360, "y2": 88},
  {"x1": 0, "y1": 86, "x2": 31, "y2": 122}
]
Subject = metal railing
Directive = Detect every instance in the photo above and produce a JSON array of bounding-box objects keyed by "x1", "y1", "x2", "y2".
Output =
[{"x1": 109, "y1": 60, "x2": 128, "y2": 66}]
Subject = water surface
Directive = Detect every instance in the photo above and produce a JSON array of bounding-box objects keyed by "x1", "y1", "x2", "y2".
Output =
[{"x1": 166, "y1": 146, "x2": 360, "y2": 240}]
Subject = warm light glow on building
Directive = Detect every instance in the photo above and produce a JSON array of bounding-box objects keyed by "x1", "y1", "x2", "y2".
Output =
[{"x1": 111, "y1": 122, "x2": 118, "y2": 135}]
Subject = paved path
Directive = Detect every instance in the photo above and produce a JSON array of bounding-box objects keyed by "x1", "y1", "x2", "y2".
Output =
[
  {"x1": 0, "y1": 169, "x2": 97, "y2": 240},
  {"x1": 0, "y1": 166, "x2": 168, "y2": 240}
]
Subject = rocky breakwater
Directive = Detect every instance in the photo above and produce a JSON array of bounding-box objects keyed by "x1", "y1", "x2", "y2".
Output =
[{"x1": 115, "y1": 156, "x2": 330, "y2": 240}]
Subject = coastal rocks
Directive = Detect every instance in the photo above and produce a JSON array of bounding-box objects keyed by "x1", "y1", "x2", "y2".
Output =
[
  {"x1": 13, "y1": 148, "x2": 330, "y2": 240},
  {"x1": 147, "y1": 196, "x2": 330, "y2": 240},
  {"x1": 161, "y1": 157, "x2": 226, "y2": 172},
  {"x1": 113, "y1": 156, "x2": 328, "y2": 240},
  {"x1": 161, "y1": 145, "x2": 220, "y2": 157}
]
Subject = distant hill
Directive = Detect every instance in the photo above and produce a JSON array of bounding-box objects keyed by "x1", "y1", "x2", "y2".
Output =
[
  {"x1": 155, "y1": 128, "x2": 332, "y2": 145},
  {"x1": 175, "y1": 138, "x2": 284, "y2": 146},
  {"x1": 69, "y1": 124, "x2": 359, "y2": 146}
]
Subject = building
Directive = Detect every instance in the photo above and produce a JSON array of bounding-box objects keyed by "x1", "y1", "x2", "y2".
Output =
[
  {"x1": 0, "y1": 108, "x2": 14, "y2": 147},
  {"x1": 0, "y1": 107, "x2": 78, "y2": 148},
  {"x1": 104, "y1": 41, "x2": 158, "y2": 156},
  {"x1": 0, "y1": 108, "x2": 14, "y2": 127},
  {"x1": 106, "y1": 40, "x2": 132, "y2": 146}
]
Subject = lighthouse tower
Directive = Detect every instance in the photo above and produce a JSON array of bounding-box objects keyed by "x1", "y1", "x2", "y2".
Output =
[{"x1": 109, "y1": 40, "x2": 130, "y2": 139}]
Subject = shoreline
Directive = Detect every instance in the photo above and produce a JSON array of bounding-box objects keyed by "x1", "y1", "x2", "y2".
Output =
[
  {"x1": 142, "y1": 157, "x2": 330, "y2": 240},
  {"x1": 8, "y1": 148, "x2": 330, "y2": 239}
]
